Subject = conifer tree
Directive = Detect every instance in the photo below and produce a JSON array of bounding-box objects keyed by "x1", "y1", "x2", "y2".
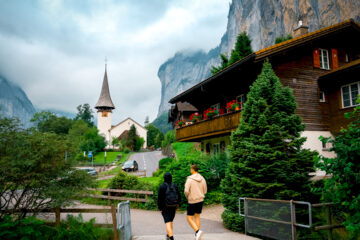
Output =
[
  {"x1": 211, "y1": 32, "x2": 252, "y2": 75},
  {"x1": 221, "y1": 61, "x2": 315, "y2": 231}
]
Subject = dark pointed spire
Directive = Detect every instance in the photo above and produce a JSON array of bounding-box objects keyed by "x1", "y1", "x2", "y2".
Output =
[{"x1": 95, "y1": 62, "x2": 115, "y2": 110}]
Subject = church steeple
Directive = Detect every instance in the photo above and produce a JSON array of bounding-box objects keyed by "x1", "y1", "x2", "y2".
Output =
[{"x1": 95, "y1": 62, "x2": 115, "y2": 110}]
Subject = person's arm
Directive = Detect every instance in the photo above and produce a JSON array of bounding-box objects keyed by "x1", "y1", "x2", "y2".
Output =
[
  {"x1": 203, "y1": 177, "x2": 207, "y2": 195},
  {"x1": 157, "y1": 184, "x2": 165, "y2": 210},
  {"x1": 184, "y1": 178, "x2": 190, "y2": 198}
]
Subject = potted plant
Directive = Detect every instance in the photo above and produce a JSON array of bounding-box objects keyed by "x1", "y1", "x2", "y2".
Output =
[
  {"x1": 176, "y1": 120, "x2": 185, "y2": 127},
  {"x1": 190, "y1": 112, "x2": 201, "y2": 122},
  {"x1": 226, "y1": 100, "x2": 240, "y2": 112},
  {"x1": 205, "y1": 108, "x2": 219, "y2": 118}
]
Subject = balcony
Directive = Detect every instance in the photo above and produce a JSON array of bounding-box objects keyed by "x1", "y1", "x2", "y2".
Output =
[{"x1": 176, "y1": 111, "x2": 241, "y2": 142}]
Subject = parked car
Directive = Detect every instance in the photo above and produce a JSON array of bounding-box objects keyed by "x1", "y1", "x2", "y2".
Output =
[
  {"x1": 122, "y1": 160, "x2": 138, "y2": 172},
  {"x1": 78, "y1": 167, "x2": 98, "y2": 176}
]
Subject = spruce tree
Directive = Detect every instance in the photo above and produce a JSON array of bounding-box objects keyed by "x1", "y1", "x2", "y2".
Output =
[
  {"x1": 221, "y1": 61, "x2": 315, "y2": 231},
  {"x1": 211, "y1": 32, "x2": 252, "y2": 75},
  {"x1": 126, "y1": 125, "x2": 138, "y2": 151}
]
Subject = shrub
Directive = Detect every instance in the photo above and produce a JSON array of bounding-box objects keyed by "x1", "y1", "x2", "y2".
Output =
[
  {"x1": 124, "y1": 147, "x2": 130, "y2": 154},
  {"x1": 0, "y1": 215, "x2": 54, "y2": 240},
  {"x1": 315, "y1": 97, "x2": 360, "y2": 239},
  {"x1": 159, "y1": 157, "x2": 175, "y2": 170},
  {"x1": 221, "y1": 209, "x2": 244, "y2": 232},
  {"x1": 108, "y1": 171, "x2": 153, "y2": 192}
]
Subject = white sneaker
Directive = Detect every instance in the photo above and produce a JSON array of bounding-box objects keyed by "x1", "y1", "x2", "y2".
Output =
[{"x1": 195, "y1": 230, "x2": 204, "y2": 240}]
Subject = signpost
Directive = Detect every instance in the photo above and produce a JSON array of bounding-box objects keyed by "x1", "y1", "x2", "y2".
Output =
[
  {"x1": 88, "y1": 151, "x2": 93, "y2": 167},
  {"x1": 104, "y1": 151, "x2": 107, "y2": 165}
]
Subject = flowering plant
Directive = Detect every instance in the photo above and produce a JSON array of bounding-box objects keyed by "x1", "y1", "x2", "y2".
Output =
[
  {"x1": 204, "y1": 108, "x2": 219, "y2": 119},
  {"x1": 190, "y1": 112, "x2": 201, "y2": 122},
  {"x1": 176, "y1": 120, "x2": 185, "y2": 127},
  {"x1": 226, "y1": 100, "x2": 241, "y2": 112}
]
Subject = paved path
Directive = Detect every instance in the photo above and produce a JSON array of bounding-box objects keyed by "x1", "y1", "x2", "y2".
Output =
[{"x1": 129, "y1": 151, "x2": 165, "y2": 177}]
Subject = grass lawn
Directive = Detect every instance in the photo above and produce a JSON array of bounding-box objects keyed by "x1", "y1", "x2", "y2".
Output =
[
  {"x1": 139, "y1": 176, "x2": 161, "y2": 186},
  {"x1": 172, "y1": 142, "x2": 201, "y2": 160},
  {"x1": 93, "y1": 151, "x2": 122, "y2": 164}
]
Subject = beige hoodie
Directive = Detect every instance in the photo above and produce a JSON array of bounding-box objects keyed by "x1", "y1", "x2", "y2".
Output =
[{"x1": 184, "y1": 173, "x2": 207, "y2": 204}]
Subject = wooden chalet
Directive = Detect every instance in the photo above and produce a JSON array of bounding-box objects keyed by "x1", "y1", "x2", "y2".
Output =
[{"x1": 168, "y1": 19, "x2": 360, "y2": 156}]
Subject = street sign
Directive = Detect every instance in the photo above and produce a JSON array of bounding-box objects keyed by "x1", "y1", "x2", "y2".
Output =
[{"x1": 88, "y1": 151, "x2": 92, "y2": 158}]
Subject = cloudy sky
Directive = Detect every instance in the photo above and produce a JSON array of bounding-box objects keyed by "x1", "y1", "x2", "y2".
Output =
[{"x1": 0, "y1": 0, "x2": 229, "y2": 124}]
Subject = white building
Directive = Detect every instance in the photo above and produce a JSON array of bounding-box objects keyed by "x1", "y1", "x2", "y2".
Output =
[{"x1": 94, "y1": 65, "x2": 147, "y2": 148}]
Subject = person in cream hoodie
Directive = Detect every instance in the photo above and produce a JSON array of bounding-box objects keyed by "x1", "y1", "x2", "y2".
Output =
[{"x1": 184, "y1": 164, "x2": 207, "y2": 240}]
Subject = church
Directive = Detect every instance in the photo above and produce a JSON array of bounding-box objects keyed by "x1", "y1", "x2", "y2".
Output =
[{"x1": 94, "y1": 65, "x2": 147, "y2": 149}]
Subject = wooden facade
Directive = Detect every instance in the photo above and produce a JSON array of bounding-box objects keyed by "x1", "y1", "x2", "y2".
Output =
[{"x1": 169, "y1": 19, "x2": 360, "y2": 146}]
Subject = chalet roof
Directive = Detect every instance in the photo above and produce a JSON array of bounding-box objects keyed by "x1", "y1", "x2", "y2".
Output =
[
  {"x1": 318, "y1": 58, "x2": 360, "y2": 81},
  {"x1": 95, "y1": 66, "x2": 115, "y2": 109},
  {"x1": 169, "y1": 19, "x2": 360, "y2": 104},
  {"x1": 176, "y1": 102, "x2": 198, "y2": 112}
]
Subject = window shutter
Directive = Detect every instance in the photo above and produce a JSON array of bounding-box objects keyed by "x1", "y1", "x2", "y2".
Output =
[
  {"x1": 331, "y1": 49, "x2": 338, "y2": 69},
  {"x1": 313, "y1": 48, "x2": 320, "y2": 68}
]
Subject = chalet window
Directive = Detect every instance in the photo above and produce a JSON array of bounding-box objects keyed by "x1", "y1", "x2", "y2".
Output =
[
  {"x1": 341, "y1": 82, "x2": 360, "y2": 108},
  {"x1": 211, "y1": 103, "x2": 220, "y2": 115},
  {"x1": 236, "y1": 94, "x2": 246, "y2": 109},
  {"x1": 213, "y1": 143, "x2": 220, "y2": 155},
  {"x1": 319, "y1": 91, "x2": 325, "y2": 102},
  {"x1": 319, "y1": 49, "x2": 330, "y2": 70}
]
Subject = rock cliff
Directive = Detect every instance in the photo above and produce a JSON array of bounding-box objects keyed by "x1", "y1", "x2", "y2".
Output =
[
  {"x1": 0, "y1": 76, "x2": 36, "y2": 128},
  {"x1": 157, "y1": 0, "x2": 360, "y2": 115}
]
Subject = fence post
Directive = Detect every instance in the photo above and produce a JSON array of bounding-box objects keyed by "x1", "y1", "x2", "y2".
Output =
[
  {"x1": 55, "y1": 207, "x2": 60, "y2": 226},
  {"x1": 290, "y1": 200, "x2": 296, "y2": 240},
  {"x1": 111, "y1": 205, "x2": 119, "y2": 240},
  {"x1": 108, "y1": 191, "x2": 111, "y2": 206},
  {"x1": 325, "y1": 205, "x2": 333, "y2": 240}
]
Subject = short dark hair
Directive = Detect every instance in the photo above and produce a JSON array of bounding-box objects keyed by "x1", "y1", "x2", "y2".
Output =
[{"x1": 191, "y1": 164, "x2": 199, "y2": 172}]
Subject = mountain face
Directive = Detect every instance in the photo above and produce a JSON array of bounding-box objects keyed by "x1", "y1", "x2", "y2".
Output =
[
  {"x1": 0, "y1": 76, "x2": 36, "y2": 128},
  {"x1": 157, "y1": 0, "x2": 360, "y2": 115}
]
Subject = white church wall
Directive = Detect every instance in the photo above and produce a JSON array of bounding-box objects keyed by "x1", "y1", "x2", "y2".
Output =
[
  {"x1": 110, "y1": 118, "x2": 147, "y2": 148},
  {"x1": 97, "y1": 111, "x2": 112, "y2": 143}
]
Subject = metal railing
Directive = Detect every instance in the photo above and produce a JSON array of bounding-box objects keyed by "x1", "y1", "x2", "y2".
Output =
[
  {"x1": 239, "y1": 197, "x2": 312, "y2": 240},
  {"x1": 117, "y1": 201, "x2": 132, "y2": 240}
]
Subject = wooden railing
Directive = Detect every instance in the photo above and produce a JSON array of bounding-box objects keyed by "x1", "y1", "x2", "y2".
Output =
[
  {"x1": 176, "y1": 111, "x2": 241, "y2": 142},
  {"x1": 86, "y1": 188, "x2": 153, "y2": 204}
]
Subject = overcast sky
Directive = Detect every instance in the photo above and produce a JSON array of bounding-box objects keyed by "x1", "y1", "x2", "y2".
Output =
[{"x1": 0, "y1": 0, "x2": 229, "y2": 124}]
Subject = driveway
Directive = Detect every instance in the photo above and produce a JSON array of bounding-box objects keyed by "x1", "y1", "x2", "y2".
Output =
[{"x1": 128, "y1": 151, "x2": 165, "y2": 177}]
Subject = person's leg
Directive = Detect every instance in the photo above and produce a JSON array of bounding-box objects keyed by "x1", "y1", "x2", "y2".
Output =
[
  {"x1": 165, "y1": 222, "x2": 173, "y2": 237},
  {"x1": 194, "y1": 213, "x2": 200, "y2": 229},
  {"x1": 186, "y1": 215, "x2": 199, "y2": 231}
]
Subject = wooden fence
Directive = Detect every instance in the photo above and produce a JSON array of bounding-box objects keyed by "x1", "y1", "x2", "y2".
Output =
[
  {"x1": 312, "y1": 202, "x2": 344, "y2": 240},
  {"x1": 86, "y1": 188, "x2": 153, "y2": 204}
]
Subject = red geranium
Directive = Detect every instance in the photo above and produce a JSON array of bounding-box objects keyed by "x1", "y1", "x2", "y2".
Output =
[{"x1": 190, "y1": 112, "x2": 201, "y2": 122}]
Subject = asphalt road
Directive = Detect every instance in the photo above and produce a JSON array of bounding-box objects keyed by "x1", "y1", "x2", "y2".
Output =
[{"x1": 128, "y1": 151, "x2": 165, "y2": 177}]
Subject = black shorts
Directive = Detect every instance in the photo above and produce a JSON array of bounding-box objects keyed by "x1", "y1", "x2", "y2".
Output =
[
  {"x1": 161, "y1": 207, "x2": 176, "y2": 223},
  {"x1": 187, "y1": 201, "x2": 203, "y2": 216}
]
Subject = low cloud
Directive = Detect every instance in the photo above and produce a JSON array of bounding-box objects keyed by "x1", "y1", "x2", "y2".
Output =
[{"x1": 0, "y1": 0, "x2": 229, "y2": 124}]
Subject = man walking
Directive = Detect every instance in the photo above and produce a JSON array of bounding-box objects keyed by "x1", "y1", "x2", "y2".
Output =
[
  {"x1": 158, "y1": 172, "x2": 181, "y2": 240},
  {"x1": 184, "y1": 164, "x2": 207, "y2": 240}
]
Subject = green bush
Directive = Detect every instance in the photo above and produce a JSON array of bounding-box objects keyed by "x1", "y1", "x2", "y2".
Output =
[
  {"x1": 124, "y1": 147, "x2": 130, "y2": 154},
  {"x1": 108, "y1": 171, "x2": 153, "y2": 192},
  {"x1": 0, "y1": 215, "x2": 54, "y2": 240},
  {"x1": 159, "y1": 157, "x2": 175, "y2": 169},
  {"x1": 221, "y1": 209, "x2": 244, "y2": 232}
]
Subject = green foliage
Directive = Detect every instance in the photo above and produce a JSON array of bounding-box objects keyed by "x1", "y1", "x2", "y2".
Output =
[
  {"x1": 135, "y1": 137, "x2": 145, "y2": 151},
  {"x1": 221, "y1": 61, "x2": 316, "y2": 231},
  {"x1": 152, "y1": 112, "x2": 173, "y2": 134},
  {"x1": 161, "y1": 130, "x2": 176, "y2": 148},
  {"x1": 221, "y1": 209, "x2": 244, "y2": 232},
  {"x1": 111, "y1": 136, "x2": 120, "y2": 149},
  {"x1": 124, "y1": 147, "x2": 131, "y2": 154},
  {"x1": 211, "y1": 32, "x2": 253, "y2": 75},
  {"x1": 31, "y1": 111, "x2": 73, "y2": 135},
  {"x1": 80, "y1": 127, "x2": 106, "y2": 154},
  {"x1": 146, "y1": 123, "x2": 163, "y2": 148},
  {"x1": 125, "y1": 124, "x2": 138, "y2": 151},
  {"x1": 154, "y1": 133, "x2": 164, "y2": 148},
  {"x1": 172, "y1": 142, "x2": 201, "y2": 160},
  {"x1": 315, "y1": 97, "x2": 360, "y2": 239},
  {"x1": 0, "y1": 215, "x2": 54, "y2": 240},
  {"x1": 275, "y1": 34, "x2": 292, "y2": 44},
  {"x1": 108, "y1": 171, "x2": 152, "y2": 191},
  {"x1": 75, "y1": 103, "x2": 94, "y2": 127},
  {"x1": 0, "y1": 116, "x2": 94, "y2": 218}
]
